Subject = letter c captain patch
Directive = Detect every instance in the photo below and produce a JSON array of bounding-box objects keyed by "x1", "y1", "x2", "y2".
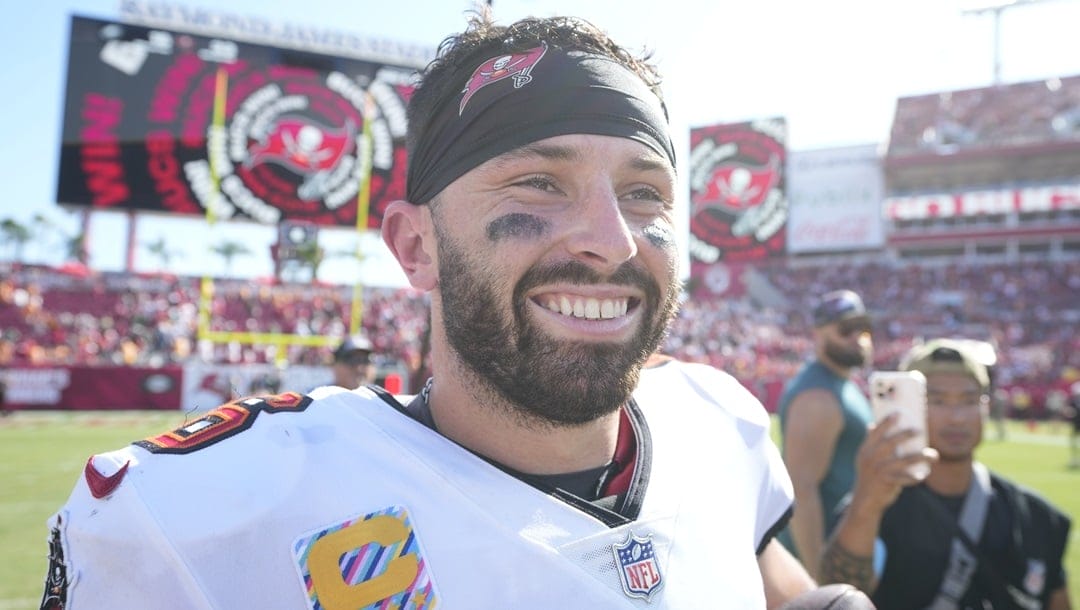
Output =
[
  {"x1": 613, "y1": 532, "x2": 663, "y2": 601},
  {"x1": 293, "y1": 506, "x2": 439, "y2": 610}
]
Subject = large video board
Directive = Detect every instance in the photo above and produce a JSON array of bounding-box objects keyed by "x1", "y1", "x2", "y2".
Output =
[
  {"x1": 57, "y1": 15, "x2": 416, "y2": 228},
  {"x1": 687, "y1": 118, "x2": 788, "y2": 265}
]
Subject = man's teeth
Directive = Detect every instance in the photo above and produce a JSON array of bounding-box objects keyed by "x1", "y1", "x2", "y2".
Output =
[{"x1": 544, "y1": 297, "x2": 629, "y2": 320}]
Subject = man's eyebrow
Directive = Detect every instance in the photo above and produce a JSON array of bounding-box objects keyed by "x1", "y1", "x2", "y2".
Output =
[
  {"x1": 627, "y1": 154, "x2": 673, "y2": 174},
  {"x1": 494, "y1": 142, "x2": 580, "y2": 165}
]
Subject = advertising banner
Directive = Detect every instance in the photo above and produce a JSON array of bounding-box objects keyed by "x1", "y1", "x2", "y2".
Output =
[
  {"x1": 180, "y1": 362, "x2": 329, "y2": 412},
  {"x1": 885, "y1": 183, "x2": 1080, "y2": 220},
  {"x1": 0, "y1": 362, "x2": 409, "y2": 411},
  {"x1": 787, "y1": 145, "x2": 884, "y2": 253},
  {"x1": 57, "y1": 15, "x2": 415, "y2": 228},
  {"x1": 1, "y1": 365, "x2": 182, "y2": 410},
  {"x1": 179, "y1": 362, "x2": 408, "y2": 412}
]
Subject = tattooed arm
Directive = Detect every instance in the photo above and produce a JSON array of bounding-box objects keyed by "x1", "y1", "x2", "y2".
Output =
[
  {"x1": 820, "y1": 528, "x2": 879, "y2": 594},
  {"x1": 819, "y1": 414, "x2": 937, "y2": 594}
]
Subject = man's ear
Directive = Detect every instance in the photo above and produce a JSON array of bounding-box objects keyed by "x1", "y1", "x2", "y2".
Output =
[{"x1": 382, "y1": 200, "x2": 437, "y2": 291}]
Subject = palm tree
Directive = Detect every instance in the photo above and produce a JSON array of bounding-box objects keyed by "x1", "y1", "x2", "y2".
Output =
[
  {"x1": 210, "y1": 240, "x2": 253, "y2": 277},
  {"x1": 31, "y1": 213, "x2": 59, "y2": 260},
  {"x1": 65, "y1": 230, "x2": 89, "y2": 264},
  {"x1": 324, "y1": 239, "x2": 367, "y2": 266},
  {"x1": 141, "y1": 236, "x2": 182, "y2": 272},
  {"x1": 21, "y1": 211, "x2": 93, "y2": 267},
  {"x1": 0, "y1": 218, "x2": 32, "y2": 262}
]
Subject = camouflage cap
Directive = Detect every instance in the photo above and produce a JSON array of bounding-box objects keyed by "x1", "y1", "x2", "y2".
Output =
[{"x1": 900, "y1": 338, "x2": 991, "y2": 390}]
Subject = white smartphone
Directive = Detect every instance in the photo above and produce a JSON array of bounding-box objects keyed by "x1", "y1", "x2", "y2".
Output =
[{"x1": 868, "y1": 370, "x2": 929, "y2": 480}]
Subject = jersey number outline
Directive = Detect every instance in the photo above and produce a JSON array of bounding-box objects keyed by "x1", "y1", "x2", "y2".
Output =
[{"x1": 134, "y1": 392, "x2": 312, "y2": 454}]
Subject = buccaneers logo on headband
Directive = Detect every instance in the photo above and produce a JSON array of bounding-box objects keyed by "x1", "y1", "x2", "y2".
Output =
[{"x1": 459, "y1": 43, "x2": 548, "y2": 115}]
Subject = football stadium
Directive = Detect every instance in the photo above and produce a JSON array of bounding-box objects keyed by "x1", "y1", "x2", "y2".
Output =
[{"x1": 1, "y1": 1, "x2": 1077, "y2": 608}]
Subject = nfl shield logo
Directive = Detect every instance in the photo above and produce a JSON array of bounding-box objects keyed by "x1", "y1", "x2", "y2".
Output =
[{"x1": 612, "y1": 532, "x2": 663, "y2": 601}]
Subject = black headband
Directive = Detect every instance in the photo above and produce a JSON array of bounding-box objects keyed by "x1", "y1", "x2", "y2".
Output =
[{"x1": 406, "y1": 44, "x2": 676, "y2": 204}]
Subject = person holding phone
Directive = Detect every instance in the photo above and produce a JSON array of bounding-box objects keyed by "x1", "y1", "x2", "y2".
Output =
[
  {"x1": 777, "y1": 289, "x2": 875, "y2": 579},
  {"x1": 821, "y1": 339, "x2": 1072, "y2": 609}
]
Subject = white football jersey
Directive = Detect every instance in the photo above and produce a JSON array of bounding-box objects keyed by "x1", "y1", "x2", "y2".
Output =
[{"x1": 43, "y1": 359, "x2": 792, "y2": 609}]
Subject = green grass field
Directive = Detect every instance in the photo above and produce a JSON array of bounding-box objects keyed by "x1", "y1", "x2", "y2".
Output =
[{"x1": 1, "y1": 412, "x2": 1076, "y2": 609}]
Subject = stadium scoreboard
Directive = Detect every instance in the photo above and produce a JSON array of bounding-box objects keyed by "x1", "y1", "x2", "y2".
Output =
[{"x1": 57, "y1": 14, "x2": 417, "y2": 229}]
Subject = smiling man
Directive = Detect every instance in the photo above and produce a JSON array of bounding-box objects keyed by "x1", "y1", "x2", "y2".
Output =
[
  {"x1": 41, "y1": 13, "x2": 863, "y2": 610},
  {"x1": 377, "y1": 15, "x2": 815, "y2": 606}
]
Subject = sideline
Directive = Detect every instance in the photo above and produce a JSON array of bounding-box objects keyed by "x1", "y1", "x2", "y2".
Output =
[{"x1": 0, "y1": 410, "x2": 197, "y2": 430}]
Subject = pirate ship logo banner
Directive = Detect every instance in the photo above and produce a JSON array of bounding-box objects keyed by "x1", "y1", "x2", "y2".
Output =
[
  {"x1": 57, "y1": 15, "x2": 415, "y2": 228},
  {"x1": 687, "y1": 118, "x2": 788, "y2": 266}
]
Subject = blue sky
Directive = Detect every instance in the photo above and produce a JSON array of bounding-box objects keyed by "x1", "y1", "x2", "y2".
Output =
[{"x1": 4, "y1": 0, "x2": 1080, "y2": 285}]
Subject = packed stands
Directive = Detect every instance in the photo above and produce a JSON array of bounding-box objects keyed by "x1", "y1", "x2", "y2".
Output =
[
  {"x1": 667, "y1": 258, "x2": 1079, "y2": 415},
  {"x1": 888, "y1": 74, "x2": 1080, "y2": 157},
  {"x1": 1, "y1": 257, "x2": 1076, "y2": 416},
  {"x1": 0, "y1": 265, "x2": 428, "y2": 374},
  {"x1": 886, "y1": 74, "x2": 1080, "y2": 194}
]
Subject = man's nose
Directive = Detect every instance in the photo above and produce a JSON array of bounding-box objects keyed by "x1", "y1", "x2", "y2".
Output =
[{"x1": 563, "y1": 185, "x2": 637, "y2": 273}]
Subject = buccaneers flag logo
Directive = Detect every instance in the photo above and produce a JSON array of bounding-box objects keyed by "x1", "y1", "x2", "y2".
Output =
[
  {"x1": 693, "y1": 155, "x2": 781, "y2": 216},
  {"x1": 40, "y1": 518, "x2": 70, "y2": 610},
  {"x1": 459, "y1": 43, "x2": 548, "y2": 115},
  {"x1": 247, "y1": 116, "x2": 356, "y2": 174}
]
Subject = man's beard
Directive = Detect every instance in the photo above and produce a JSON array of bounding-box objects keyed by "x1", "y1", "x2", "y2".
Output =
[
  {"x1": 435, "y1": 230, "x2": 679, "y2": 427},
  {"x1": 824, "y1": 339, "x2": 867, "y2": 369}
]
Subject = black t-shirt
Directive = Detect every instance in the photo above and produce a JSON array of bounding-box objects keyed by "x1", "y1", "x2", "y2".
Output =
[{"x1": 871, "y1": 474, "x2": 1070, "y2": 610}]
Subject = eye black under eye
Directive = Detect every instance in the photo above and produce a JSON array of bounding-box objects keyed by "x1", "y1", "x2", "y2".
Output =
[{"x1": 486, "y1": 213, "x2": 550, "y2": 241}]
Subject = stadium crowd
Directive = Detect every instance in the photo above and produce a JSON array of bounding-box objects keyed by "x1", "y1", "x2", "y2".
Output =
[
  {"x1": 888, "y1": 74, "x2": 1080, "y2": 154},
  {"x1": 1, "y1": 257, "x2": 1076, "y2": 413}
]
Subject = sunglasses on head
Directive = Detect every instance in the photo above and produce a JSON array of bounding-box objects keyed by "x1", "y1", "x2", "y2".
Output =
[
  {"x1": 819, "y1": 298, "x2": 857, "y2": 320},
  {"x1": 340, "y1": 352, "x2": 372, "y2": 365}
]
